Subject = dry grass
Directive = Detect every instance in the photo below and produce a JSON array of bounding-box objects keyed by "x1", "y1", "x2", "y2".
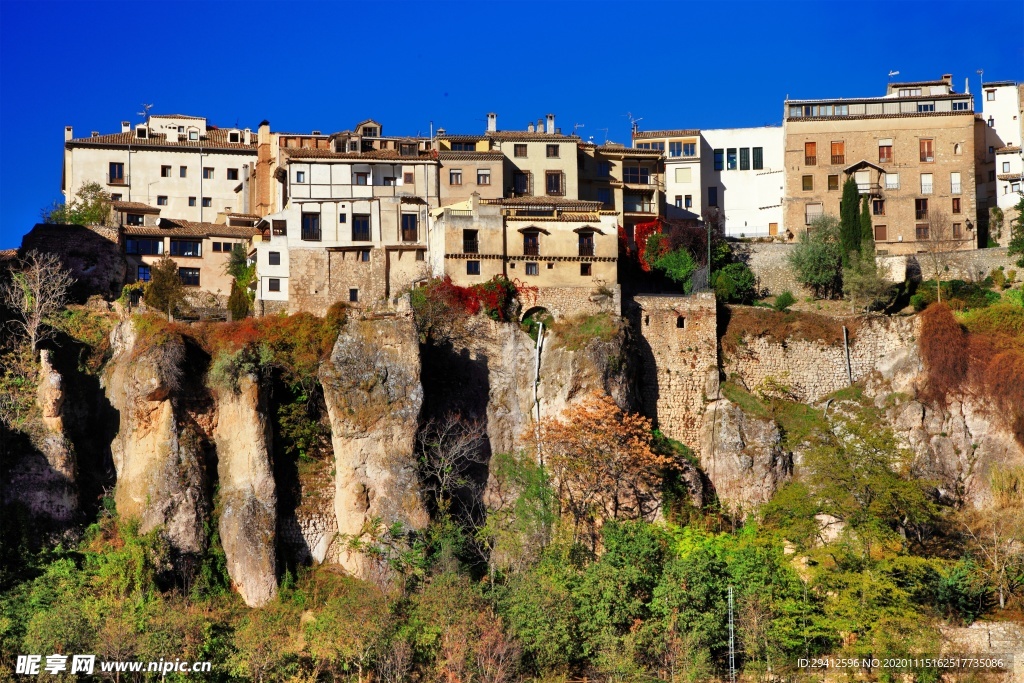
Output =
[{"x1": 721, "y1": 305, "x2": 860, "y2": 355}]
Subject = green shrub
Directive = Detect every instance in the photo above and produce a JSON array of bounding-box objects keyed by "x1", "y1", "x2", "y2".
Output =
[
  {"x1": 911, "y1": 293, "x2": 928, "y2": 311},
  {"x1": 1005, "y1": 289, "x2": 1024, "y2": 308},
  {"x1": 991, "y1": 268, "x2": 1007, "y2": 290},
  {"x1": 227, "y1": 279, "x2": 250, "y2": 320},
  {"x1": 772, "y1": 290, "x2": 796, "y2": 312},
  {"x1": 788, "y1": 214, "x2": 843, "y2": 299},
  {"x1": 712, "y1": 262, "x2": 758, "y2": 304}
]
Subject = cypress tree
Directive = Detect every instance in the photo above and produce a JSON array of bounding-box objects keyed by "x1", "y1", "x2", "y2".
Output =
[
  {"x1": 860, "y1": 195, "x2": 874, "y2": 255},
  {"x1": 840, "y1": 176, "x2": 861, "y2": 266}
]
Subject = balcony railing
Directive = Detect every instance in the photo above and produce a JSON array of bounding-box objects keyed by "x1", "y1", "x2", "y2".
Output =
[
  {"x1": 952, "y1": 183, "x2": 962, "y2": 194},
  {"x1": 401, "y1": 229, "x2": 418, "y2": 242},
  {"x1": 578, "y1": 244, "x2": 595, "y2": 257},
  {"x1": 523, "y1": 244, "x2": 540, "y2": 256},
  {"x1": 463, "y1": 240, "x2": 479, "y2": 254},
  {"x1": 351, "y1": 230, "x2": 371, "y2": 242},
  {"x1": 805, "y1": 156, "x2": 816, "y2": 166},
  {"x1": 916, "y1": 209, "x2": 928, "y2": 220},
  {"x1": 885, "y1": 180, "x2": 900, "y2": 190},
  {"x1": 446, "y1": 209, "x2": 473, "y2": 218},
  {"x1": 856, "y1": 182, "x2": 883, "y2": 195},
  {"x1": 920, "y1": 153, "x2": 934, "y2": 162},
  {"x1": 831, "y1": 155, "x2": 845, "y2": 165},
  {"x1": 107, "y1": 174, "x2": 127, "y2": 185},
  {"x1": 921, "y1": 184, "x2": 933, "y2": 195}
]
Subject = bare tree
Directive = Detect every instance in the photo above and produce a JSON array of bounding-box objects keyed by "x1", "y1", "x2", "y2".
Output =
[
  {"x1": 417, "y1": 413, "x2": 487, "y2": 509},
  {"x1": 919, "y1": 209, "x2": 967, "y2": 304},
  {"x1": 376, "y1": 639, "x2": 412, "y2": 683},
  {"x1": 1, "y1": 250, "x2": 74, "y2": 353}
]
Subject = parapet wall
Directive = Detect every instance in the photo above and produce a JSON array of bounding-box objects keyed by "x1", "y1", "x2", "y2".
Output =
[
  {"x1": 731, "y1": 242, "x2": 809, "y2": 297},
  {"x1": 531, "y1": 285, "x2": 621, "y2": 320}
]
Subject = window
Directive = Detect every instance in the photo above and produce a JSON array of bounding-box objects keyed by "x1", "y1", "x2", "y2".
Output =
[
  {"x1": 525, "y1": 262, "x2": 539, "y2": 276},
  {"x1": 126, "y1": 238, "x2": 163, "y2": 255},
  {"x1": 708, "y1": 187, "x2": 718, "y2": 207},
  {"x1": 577, "y1": 232, "x2": 596, "y2": 257},
  {"x1": 624, "y1": 167, "x2": 650, "y2": 184},
  {"x1": 352, "y1": 214, "x2": 371, "y2": 241},
  {"x1": 188, "y1": 130, "x2": 199, "y2": 141},
  {"x1": 802, "y1": 175, "x2": 813, "y2": 191},
  {"x1": 355, "y1": 172, "x2": 368, "y2": 185},
  {"x1": 831, "y1": 141, "x2": 845, "y2": 165},
  {"x1": 523, "y1": 231, "x2": 540, "y2": 255},
  {"x1": 404, "y1": 171, "x2": 414, "y2": 184},
  {"x1": 229, "y1": 132, "x2": 240, "y2": 143},
  {"x1": 189, "y1": 197, "x2": 197, "y2": 207},
  {"x1": 180, "y1": 166, "x2": 187, "y2": 178},
  {"x1": 177, "y1": 126, "x2": 184, "y2": 133},
  {"x1": 349, "y1": 141, "x2": 358, "y2": 151},
  {"x1": 879, "y1": 139, "x2": 893, "y2": 163},
  {"x1": 915, "y1": 198, "x2": 928, "y2": 220},
  {"x1": 125, "y1": 213, "x2": 144, "y2": 226},
  {"x1": 203, "y1": 167, "x2": 214, "y2": 179},
  {"x1": 513, "y1": 171, "x2": 531, "y2": 195},
  {"x1": 726, "y1": 148, "x2": 737, "y2": 170},
  {"x1": 675, "y1": 167, "x2": 691, "y2": 183},
  {"x1": 580, "y1": 263, "x2": 592, "y2": 276},
  {"x1": 952, "y1": 197, "x2": 961, "y2": 214},
  {"x1": 872, "y1": 199, "x2": 885, "y2": 215},
  {"x1": 111, "y1": 194, "x2": 122, "y2": 201},
  {"x1": 1013, "y1": 182, "x2": 1022, "y2": 193},
  {"x1": 874, "y1": 225, "x2": 887, "y2": 241},
  {"x1": 268, "y1": 278, "x2": 280, "y2": 292},
  {"x1": 109, "y1": 162, "x2": 124, "y2": 183},
  {"x1": 917, "y1": 102, "x2": 935, "y2": 113},
  {"x1": 339, "y1": 213, "x2": 347, "y2": 223},
  {"x1": 301, "y1": 213, "x2": 321, "y2": 241},
  {"x1": 295, "y1": 170, "x2": 306, "y2": 183},
  {"x1": 713, "y1": 149, "x2": 724, "y2": 171},
  {"x1": 358, "y1": 250, "x2": 370, "y2": 262},
  {"x1": 349, "y1": 288, "x2": 359, "y2": 303},
  {"x1": 804, "y1": 142, "x2": 817, "y2": 165},
  {"x1": 675, "y1": 195, "x2": 682, "y2": 208},
  {"x1": 921, "y1": 173, "x2": 933, "y2": 194},
  {"x1": 597, "y1": 187, "x2": 612, "y2": 207},
  {"x1": 987, "y1": 90, "x2": 996, "y2": 101},
  {"x1": 179, "y1": 268, "x2": 200, "y2": 286},
  {"x1": 382, "y1": 176, "x2": 396, "y2": 186},
  {"x1": 170, "y1": 239, "x2": 202, "y2": 257},
  {"x1": 684, "y1": 142, "x2": 697, "y2": 157},
  {"x1": 546, "y1": 144, "x2": 559, "y2": 158},
  {"x1": 401, "y1": 214, "x2": 418, "y2": 241},
  {"x1": 272, "y1": 220, "x2": 287, "y2": 236},
  {"x1": 137, "y1": 265, "x2": 151, "y2": 282},
  {"x1": 545, "y1": 171, "x2": 563, "y2": 196},
  {"x1": 669, "y1": 141, "x2": 682, "y2": 157},
  {"x1": 953, "y1": 223, "x2": 963, "y2": 239},
  {"x1": 400, "y1": 143, "x2": 416, "y2": 156},
  {"x1": 477, "y1": 169, "x2": 491, "y2": 185},
  {"x1": 157, "y1": 195, "x2": 168, "y2": 206},
  {"x1": 805, "y1": 202, "x2": 823, "y2": 225},
  {"x1": 467, "y1": 261, "x2": 481, "y2": 275},
  {"x1": 161, "y1": 165, "x2": 171, "y2": 178},
  {"x1": 269, "y1": 251, "x2": 281, "y2": 266},
  {"x1": 227, "y1": 168, "x2": 239, "y2": 180},
  {"x1": 624, "y1": 194, "x2": 653, "y2": 213},
  {"x1": 885, "y1": 173, "x2": 899, "y2": 190},
  {"x1": 752, "y1": 147, "x2": 763, "y2": 170},
  {"x1": 416, "y1": 250, "x2": 425, "y2": 261},
  {"x1": 597, "y1": 161, "x2": 610, "y2": 177},
  {"x1": 954, "y1": 143, "x2": 963, "y2": 155},
  {"x1": 514, "y1": 144, "x2": 527, "y2": 158},
  {"x1": 920, "y1": 138, "x2": 934, "y2": 162},
  {"x1": 989, "y1": 170, "x2": 996, "y2": 182},
  {"x1": 916, "y1": 224, "x2": 930, "y2": 240},
  {"x1": 899, "y1": 88, "x2": 922, "y2": 97},
  {"x1": 1003, "y1": 161, "x2": 1012, "y2": 173},
  {"x1": 828, "y1": 175, "x2": 839, "y2": 191},
  {"x1": 463, "y1": 229, "x2": 479, "y2": 253},
  {"x1": 449, "y1": 169, "x2": 462, "y2": 185},
  {"x1": 739, "y1": 148, "x2": 750, "y2": 170},
  {"x1": 685, "y1": 194, "x2": 692, "y2": 209},
  {"x1": 202, "y1": 197, "x2": 212, "y2": 208},
  {"x1": 952, "y1": 101, "x2": 970, "y2": 111}
]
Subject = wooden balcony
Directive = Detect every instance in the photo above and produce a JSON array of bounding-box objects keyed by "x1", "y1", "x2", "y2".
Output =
[{"x1": 805, "y1": 156, "x2": 816, "y2": 166}]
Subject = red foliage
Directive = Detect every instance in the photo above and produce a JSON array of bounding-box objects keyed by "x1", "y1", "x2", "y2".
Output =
[
  {"x1": 919, "y1": 303, "x2": 968, "y2": 404},
  {"x1": 633, "y1": 219, "x2": 662, "y2": 272}
]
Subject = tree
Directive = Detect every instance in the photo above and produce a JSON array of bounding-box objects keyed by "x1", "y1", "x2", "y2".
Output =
[
  {"x1": 1007, "y1": 195, "x2": 1024, "y2": 267},
  {"x1": 788, "y1": 214, "x2": 843, "y2": 299},
  {"x1": 417, "y1": 413, "x2": 487, "y2": 511},
  {"x1": 860, "y1": 195, "x2": 874, "y2": 256},
  {"x1": 839, "y1": 177, "x2": 861, "y2": 266},
  {"x1": 304, "y1": 578, "x2": 393, "y2": 683},
  {"x1": 1, "y1": 250, "x2": 75, "y2": 352},
  {"x1": 712, "y1": 262, "x2": 758, "y2": 304},
  {"x1": 41, "y1": 182, "x2": 112, "y2": 226},
  {"x1": 920, "y1": 209, "x2": 960, "y2": 303},
  {"x1": 843, "y1": 250, "x2": 892, "y2": 312},
  {"x1": 143, "y1": 255, "x2": 186, "y2": 319},
  {"x1": 958, "y1": 468, "x2": 1024, "y2": 609},
  {"x1": 227, "y1": 279, "x2": 250, "y2": 320}
]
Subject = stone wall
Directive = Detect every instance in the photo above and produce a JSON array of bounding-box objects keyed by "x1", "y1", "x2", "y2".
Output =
[
  {"x1": 940, "y1": 621, "x2": 1024, "y2": 683},
  {"x1": 883, "y1": 246, "x2": 1020, "y2": 282},
  {"x1": 632, "y1": 293, "x2": 718, "y2": 452},
  {"x1": 731, "y1": 242, "x2": 810, "y2": 297},
  {"x1": 20, "y1": 223, "x2": 125, "y2": 300},
  {"x1": 725, "y1": 313, "x2": 919, "y2": 403},
  {"x1": 530, "y1": 284, "x2": 621, "y2": 320}
]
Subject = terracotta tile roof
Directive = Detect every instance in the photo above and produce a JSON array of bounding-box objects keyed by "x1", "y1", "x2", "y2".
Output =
[
  {"x1": 997, "y1": 173, "x2": 1023, "y2": 181},
  {"x1": 151, "y1": 114, "x2": 206, "y2": 120},
  {"x1": 111, "y1": 201, "x2": 161, "y2": 214},
  {"x1": 486, "y1": 131, "x2": 579, "y2": 142},
  {"x1": 225, "y1": 212, "x2": 260, "y2": 219},
  {"x1": 633, "y1": 129, "x2": 700, "y2": 139},
  {"x1": 68, "y1": 128, "x2": 256, "y2": 151},
  {"x1": 124, "y1": 219, "x2": 261, "y2": 239},
  {"x1": 786, "y1": 111, "x2": 974, "y2": 122},
  {"x1": 438, "y1": 135, "x2": 486, "y2": 143},
  {"x1": 283, "y1": 147, "x2": 435, "y2": 161},
  {"x1": 483, "y1": 196, "x2": 603, "y2": 211},
  {"x1": 995, "y1": 146, "x2": 1021, "y2": 154},
  {"x1": 438, "y1": 151, "x2": 504, "y2": 161},
  {"x1": 596, "y1": 146, "x2": 664, "y2": 157}
]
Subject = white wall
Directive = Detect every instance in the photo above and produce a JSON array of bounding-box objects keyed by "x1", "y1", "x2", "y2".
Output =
[{"x1": 699, "y1": 127, "x2": 784, "y2": 236}]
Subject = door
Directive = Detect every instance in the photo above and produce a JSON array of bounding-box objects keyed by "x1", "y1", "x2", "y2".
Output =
[
  {"x1": 769, "y1": 223, "x2": 778, "y2": 236},
  {"x1": 855, "y1": 170, "x2": 870, "y2": 191}
]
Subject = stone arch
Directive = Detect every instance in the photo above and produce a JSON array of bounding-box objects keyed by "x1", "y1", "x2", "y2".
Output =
[{"x1": 521, "y1": 306, "x2": 552, "y2": 324}]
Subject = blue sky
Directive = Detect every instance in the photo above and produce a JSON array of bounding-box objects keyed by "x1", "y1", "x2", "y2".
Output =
[{"x1": 1, "y1": 0, "x2": 1021, "y2": 249}]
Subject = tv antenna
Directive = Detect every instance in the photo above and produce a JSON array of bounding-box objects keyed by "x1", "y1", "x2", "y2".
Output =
[
  {"x1": 137, "y1": 103, "x2": 153, "y2": 121},
  {"x1": 625, "y1": 112, "x2": 643, "y2": 136},
  {"x1": 597, "y1": 128, "x2": 609, "y2": 145},
  {"x1": 573, "y1": 122, "x2": 585, "y2": 136}
]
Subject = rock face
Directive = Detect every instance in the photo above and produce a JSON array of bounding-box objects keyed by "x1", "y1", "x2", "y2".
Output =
[
  {"x1": 103, "y1": 322, "x2": 208, "y2": 556},
  {"x1": 319, "y1": 316, "x2": 429, "y2": 577},
  {"x1": 212, "y1": 377, "x2": 277, "y2": 607},
  {"x1": 698, "y1": 398, "x2": 791, "y2": 513}
]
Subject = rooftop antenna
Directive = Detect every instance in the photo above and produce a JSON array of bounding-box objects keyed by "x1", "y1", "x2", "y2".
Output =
[
  {"x1": 888, "y1": 70, "x2": 900, "y2": 79},
  {"x1": 625, "y1": 112, "x2": 643, "y2": 137},
  {"x1": 137, "y1": 103, "x2": 153, "y2": 122},
  {"x1": 597, "y1": 128, "x2": 609, "y2": 144},
  {"x1": 573, "y1": 122, "x2": 585, "y2": 136}
]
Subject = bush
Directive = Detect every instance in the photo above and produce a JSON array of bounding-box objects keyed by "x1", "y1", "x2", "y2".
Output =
[
  {"x1": 911, "y1": 293, "x2": 928, "y2": 311},
  {"x1": 227, "y1": 279, "x2": 250, "y2": 321},
  {"x1": 142, "y1": 255, "x2": 186, "y2": 316},
  {"x1": 712, "y1": 262, "x2": 757, "y2": 304},
  {"x1": 411, "y1": 275, "x2": 531, "y2": 343},
  {"x1": 788, "y1": 215, "x2": 843, "y2": 299},
  {"x1": 919, "y1": 303, "x2": 968, "y2": 404},
  {"x1": 551, "y1": 313, "x2": 619, "y2": 351},
  {"x1": 772, "y1": 291, "x2": 796, "y2": 312}
]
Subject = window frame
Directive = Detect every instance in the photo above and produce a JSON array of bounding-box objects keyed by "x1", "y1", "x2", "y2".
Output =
[
  {"x1": 514, "y1": 144, "x2": 527, "y2": 158},
  {"x1": 545, "y1": 144, "x2": 559, "y2": 158},
  {"x1": 352, "y1": 214, "x2": 371, "y2": 242},
  {"x1": 301, "y1": 212, "x2": 322, "y2": 241},
  {"x1": 178, "y1": 268, "x2": 201, "y2": 287},
  {"x1": 449, "y1": 169, "x2": 463, "y2": 186},
  {"x1": 268, "y1": 251, "x2": 281, "y2": 266},
  {"x1": 268, "y1": 278, "x2": 281, "y2": 292}
]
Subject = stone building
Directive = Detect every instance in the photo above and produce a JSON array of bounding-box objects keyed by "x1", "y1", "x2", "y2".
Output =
[
  {"x1": 578, "y1": 143, "x2": 665, "y2": 240},
  {"x1": 783, "y1": 74, "x2": 981, "y2": 255},
  {"x1": 63, "y1": 115, "x2": 257, "y2": 224},
  {"x1": 430, "y1": 194, "x2": 620, "y2": 318}
]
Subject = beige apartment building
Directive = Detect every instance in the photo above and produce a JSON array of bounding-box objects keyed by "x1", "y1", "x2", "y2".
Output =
[
  {"x1": 63, "y1": 115, "x2": 257, "y2": 223},
  {"x1": 784, "y1": 74, "x2": 980, "y2": 255},
  {"x1": 578, "y1": 143, "x2": 664, "y2": 240}
]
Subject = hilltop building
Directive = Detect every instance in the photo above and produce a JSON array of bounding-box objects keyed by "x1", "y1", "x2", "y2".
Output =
[{"x1": 980, "y1": 81, "x2": 1024, "y2": 233}]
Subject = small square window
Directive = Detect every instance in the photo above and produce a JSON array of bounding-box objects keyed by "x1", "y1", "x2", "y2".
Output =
[
  {"x1": 404, "y1": 172, "x2": 414, "y2": 184},
  {"x1": 189, "y1": 130, "x2": 199, "y2": 141},
  {"x1": 355, "y1": 172, "x2": 369, "y2": 185},
  {"x1": 580, "y1": 263, "x2": 592, "y2": 276},
  {"x1": 137, "y1": 265, "x2": 151, "y2": 282},
  {"x1": 514, "y1": 144, "x2": 527, "y2": 158},
  {"x1": 203, "y1": 167, "x2": 214, "y2": 179},
  {"x1": 213, "y1": 242, "x2": 222, "y2": 252},
  {"x1": 987, "y1": 90, "x2": 996, "y2": 101},
  {"x1": 359, "y1": 250, "x2": 370, "y2": 262},
  {"x1": 111, "y1": 193, "x2": 122, "y2": 201},
  {"x1": 161, "y1": 165, "x2": 171, "y2": 177},
  {"x1": 180, "y1": 166, "x2": 187, "y2": 178},
  {"x1": 157, "y1": 195, "x2": 168, "y2": 206},
  {"x1": 547, "y1": 263, "x2": 554, "y2": 269},
  {"x1": 227, "y1": 168, "x2": 239, "y2": 180},
  {"x1": 477, "y1": 169, "x2": 491, "y2": 185},
  {"x1": 415, "y1": 250, "x2": 425, "y2": 261},
  {"x1": 229, "y1": 132, "x2": 240, "y2": 143},
  {"x1": 827, "y1": 175, "x2": 839, "y2": 191},
  {"x1": 525, "y1": 262, "x2": 539, "y2": 276},
  {"x1": 450, "y1": 169, "x2": 462, "y2": 185},
  {"x1": 802, "y1": 175, "x2": 813, "y2": 191},
  {"x1": 188, "y1": 197, "x2": 197, "y2": 207},
  {"x1": 296, "y1": 171, "x2": 306, "y2": 183},
  {"x1": 467, "y1": 260, "x2": 481, "y2": 275},
  {"x1": 202, "y1": 197, "x2": 212, "y2": 208},
  {"x1": 268, "y1": 278, "x2": 280, "y2": 292},
  {"x1": 269, "y1": 251, "x2": 281, "y2": 265},
  {"x1": 339, "y1": 213, "x2": 347, "y2": 223},
  {"x1": 546, "y1": 144, "x2": 559, "y2": 158},
  {"x1": 349, "y1": 288, "x2": 359, "y2": 303}
]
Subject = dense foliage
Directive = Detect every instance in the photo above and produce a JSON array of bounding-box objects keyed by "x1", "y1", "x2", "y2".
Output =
[
  {"x1": 40, "y1": 182, "x2": 112, "y2": 226},
  {"x1": 410, "y1": 275, "x2": 534, "y2": 343},
  {"x1": 788, "y1": 214, "x2": 843, "y2": 298}
]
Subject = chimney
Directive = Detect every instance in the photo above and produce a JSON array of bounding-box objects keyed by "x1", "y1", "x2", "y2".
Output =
[
  {"x1": 942, "y1": 73, "x2": 953, "y2": 85},
  {"x1": 64, "y1": 126, "x2": 73, "y2": 141},
  {"x1": 486, "y1": 113, "x2": 497, "y2": 132},
  {"x1": 527, "y1": 123, "x2": 535, "y2": 133},
  {"x1": 470, "y1": 191, "x2": 480, "y2": 215},
  {"x1": 121, "y1": 121, "x2": 131, "y2": 133},
  {"x1": 537, "y1": 118, "x2": 544, "y2": 133},
  {"x1": 258, "y1": 120, "x2": 271, "y2": 145},
  {"x1": 436, "y1": 127, "x2": 446, "y2": 136},
  {"x1": 242, "y1": 164, "x2": 250, "y2": 214},
  {"x1": 91, "y1": 131, "x2": 100, "y2": 137},
  {"x1": 546, "y1": 114, "x2": 555, "y2": 134}
]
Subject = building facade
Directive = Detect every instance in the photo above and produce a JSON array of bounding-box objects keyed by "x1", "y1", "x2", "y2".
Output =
[
  {"x1": 783, "y1": 74, "x2": 979, "y2": 255},
  {"x1": 981, "y1": 81, "x2": 1024, "y2": 231},
  {"x1": 578, "y1": 143, "x2": 664, "y2": 239}
]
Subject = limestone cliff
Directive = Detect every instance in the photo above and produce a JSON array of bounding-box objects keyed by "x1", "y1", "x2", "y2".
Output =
[
  {"x1": 319, "y1": 316, "x2": 429, "y2": 577},
  {"x1": 102, "y1": 322, "x2": 208, "y2": 556},
  {"x1": 212, "y1": 376, "x2": 277, "y2": 607}
]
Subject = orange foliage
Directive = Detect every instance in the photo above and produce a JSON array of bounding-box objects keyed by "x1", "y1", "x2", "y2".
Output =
[
  {"x1": 918, "y1": 303, "x2": 968, "y2": 405},
  {"x1": 534, "y1": 392, "x2": 675, "y2": 544}
]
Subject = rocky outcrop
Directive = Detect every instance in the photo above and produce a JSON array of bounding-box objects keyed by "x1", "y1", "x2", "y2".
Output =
[
  {"x1": 319, "y1": 316, "x2": 429, "y2": 577},
  {"x1": 698, "y1": 398, "x2": 791, "y2": 513},
  {"x1": 102, "y1": 322, "x2": 207, "y2": 555},
  {"x1": 212, "y1": 376, "x2": 277, "y2": 607}
]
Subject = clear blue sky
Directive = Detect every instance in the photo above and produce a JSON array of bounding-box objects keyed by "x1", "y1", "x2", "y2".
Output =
[{"x1": 1, "y1": 0, "x2": 1021, "y2": 249}]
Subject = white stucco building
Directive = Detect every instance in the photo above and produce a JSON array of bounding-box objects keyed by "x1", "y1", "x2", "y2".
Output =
[
  {"x1": 699, "y1": 127, "x2": 785, "y2": 237},
  {"x1": 981, "y1": 81, "x2": 1024, "y2": 219}
]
